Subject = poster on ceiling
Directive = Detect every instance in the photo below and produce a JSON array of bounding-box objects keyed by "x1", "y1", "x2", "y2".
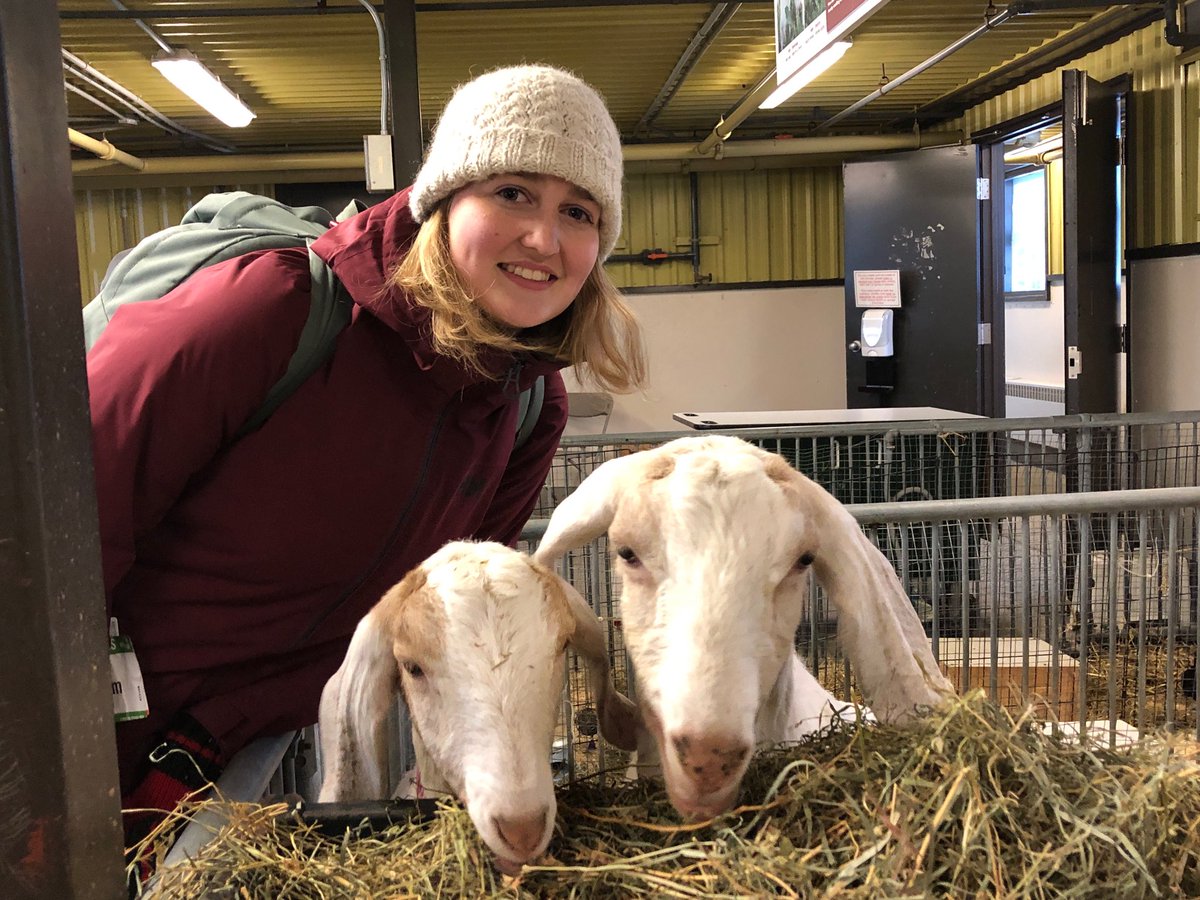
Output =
[{"x1": 775, "y1": 0, "x2": 891, "y2": 84}]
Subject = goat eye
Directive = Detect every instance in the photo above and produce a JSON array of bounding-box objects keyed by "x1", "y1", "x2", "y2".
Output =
[
  {"x1": 615, "y1": 546, "x2": 640, "y2": 566},
  {"x1": 402, "y1": 661, "x2": 424, "y2": 678},
  {"x1": 796, "y1": 552, "x2": 815, "y2": 569}
]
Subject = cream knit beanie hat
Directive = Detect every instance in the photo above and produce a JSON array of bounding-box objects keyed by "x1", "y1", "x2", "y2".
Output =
[{"x1": 409, "y1": 65, "x2": 624, "y2": 259}]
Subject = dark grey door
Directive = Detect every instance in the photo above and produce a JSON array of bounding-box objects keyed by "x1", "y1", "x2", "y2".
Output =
[
  {"x1": 1063, "y1": 69, "x2": 1122, "y2": 414},
  {"x1": 843, "y1": 145, "x2": 983, "y2": 413}
]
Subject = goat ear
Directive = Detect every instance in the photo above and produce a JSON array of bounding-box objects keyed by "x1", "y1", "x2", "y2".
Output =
[
  {"x1": 803, "y1": 482, "x2": 954, "y2": 723},
  {"x1": 317, "y1": 609, "x2": 399, "y2": 801},
  {"x1": 547, "y1": 569, "x2": 641, "y2": 752},
  {"x1": 534, "y1": 453, "x2": 639, "y2": 565}
]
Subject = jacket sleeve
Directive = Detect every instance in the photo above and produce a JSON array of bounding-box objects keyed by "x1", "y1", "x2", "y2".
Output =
[
  {"x1": 472, "y1": 371, "x2": 568, "y2": 547},
  {"x1": 88, "y1": 249, "x2": 313, "y2": 611}
]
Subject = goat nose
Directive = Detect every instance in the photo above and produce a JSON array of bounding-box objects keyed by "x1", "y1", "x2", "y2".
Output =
[
  {"x1": 670, "y1": 731, "x2": 751, "y2": 794},
  {"x1": 493, "y1": 808, "x2": 549, "y2": 859}
]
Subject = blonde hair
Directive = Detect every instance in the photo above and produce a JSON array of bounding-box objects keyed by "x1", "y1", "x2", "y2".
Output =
[{"x1": 388, "y1": 206, "x2": 646, "y2": 393}]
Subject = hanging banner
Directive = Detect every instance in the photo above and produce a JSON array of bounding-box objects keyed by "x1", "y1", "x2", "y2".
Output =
[{"x1": 775, "y1": 0, "x2": 891, "y2": 84}]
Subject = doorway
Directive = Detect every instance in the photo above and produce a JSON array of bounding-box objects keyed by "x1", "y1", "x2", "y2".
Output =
[
  {"x1": 997, "y1": 120, "x2": 1067, "y2": 418},
  {"x1": 984, "y1": 72, "x2": 1129, "y2": 419}
]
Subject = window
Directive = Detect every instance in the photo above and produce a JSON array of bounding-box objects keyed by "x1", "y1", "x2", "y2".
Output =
[{"x1": 1004, "y1": 167, "x2": 1048, "y2": 300}]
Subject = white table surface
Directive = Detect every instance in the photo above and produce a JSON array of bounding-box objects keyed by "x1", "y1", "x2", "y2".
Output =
[{"x1": 673, "y1": 406, "x2": 982, "y2": 429}]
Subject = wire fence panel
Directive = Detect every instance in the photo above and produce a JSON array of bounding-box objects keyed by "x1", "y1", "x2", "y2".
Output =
[
  {"x1": 537, "y1": 411, "x2": 1200, "y2": 514},
  {"x1": 537, "y1": 483, "x2": 1200, "y2": 785},
  {"x1": 283, "y1": 412, "x2": 1200, "y2": 795}
]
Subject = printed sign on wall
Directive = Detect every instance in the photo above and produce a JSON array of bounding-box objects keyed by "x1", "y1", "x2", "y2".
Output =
[{"x1": 852, "y1": 269, "x2": 902, "y2": 308}]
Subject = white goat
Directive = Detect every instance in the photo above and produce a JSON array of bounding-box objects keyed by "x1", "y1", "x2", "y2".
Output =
[
  {"x1": 318, "y1": 541, "x2": 637, "y2": 873},
  {"x1": 533, "y1": 435, "x2": 952, "y2": 820}
]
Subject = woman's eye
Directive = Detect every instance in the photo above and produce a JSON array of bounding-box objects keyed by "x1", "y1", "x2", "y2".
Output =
[
  {"x1": 402, "y1": 661, "x2": 424, "y2": 678},
  {"x1": 565, "y1": 205, "x2": 595, "y2": 225},
  {"x1": 496, "y1": 186, "x2": 525, "y2": 202},
  {"x1": 616, "y1": 546, "x2": 640, "y2": 566}
]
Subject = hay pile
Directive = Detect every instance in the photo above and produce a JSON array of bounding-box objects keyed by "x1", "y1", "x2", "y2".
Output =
[{"x1": 138, "y1": 693, "x2": 1200, "y2": 898}]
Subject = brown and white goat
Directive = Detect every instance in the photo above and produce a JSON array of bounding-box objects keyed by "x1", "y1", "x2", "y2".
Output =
[
  {"x1": 317, "y1": 541, "x2": 637, "y2": 873},
  {"x1": 533, "y1": 435, "x2": 952, "y2": 820}
]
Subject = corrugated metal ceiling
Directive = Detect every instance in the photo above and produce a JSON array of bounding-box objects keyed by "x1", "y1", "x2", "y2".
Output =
[{"x1": 58, "y1": 0, "x2": 1162, "y2": 158}]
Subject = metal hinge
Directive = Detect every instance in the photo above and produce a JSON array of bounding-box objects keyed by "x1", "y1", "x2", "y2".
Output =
[
  {"x1": 1119, "y1": 323, "x2": 1129, "y2": 353},
  {"x1": 978, "y1": 323, "x2": 992, "y2": 345},
  {"x1": 976, "y1": 178, "x2": 990, "y2": 200},
  {"x1": 1067, "y1": 345, "x2": 1083, "y2": 379}
]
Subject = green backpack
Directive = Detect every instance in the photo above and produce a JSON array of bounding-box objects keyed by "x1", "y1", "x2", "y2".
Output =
[{"x1": 83, "y1": 191, "x2": 544, "y2": 446}]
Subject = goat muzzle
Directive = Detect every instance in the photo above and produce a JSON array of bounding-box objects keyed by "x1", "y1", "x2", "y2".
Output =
[
  {"x1": 663, "y1": 729, "x2": 750, "y2": 816},
  {"x1": 492, "y1": 808, "x2": 549, "y2": 860}
]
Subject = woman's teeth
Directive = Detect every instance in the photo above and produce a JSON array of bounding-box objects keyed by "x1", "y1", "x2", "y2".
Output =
[{"x1": 501, "y1": 264, "x2": 552, "y2": 282}]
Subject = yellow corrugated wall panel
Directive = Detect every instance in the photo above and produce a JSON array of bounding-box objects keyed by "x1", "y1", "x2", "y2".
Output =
[
  {"x1": 765, "y1": 171, "x2": 794, "y2": 276},
  {"x1": 716, "y1": 173, "x2": 751, "y2": 283},
  {"x1": 610, "y1": 172, "x2": 688, "y2": 289},
  {"x1": 962, "y1": 24, "x2": 1197, "y2": 249},
  {"x1": 1184, "y1": 61, "x2": 1198, "y2": 240},
  {"x1": 1047, "y1": 158, "x2": 1064, "y2": 275},
  {"x1": 607, "y1": 167, "x2": 842, "y2": 288},
  {"x1": 74, "y1": 184, "x2": 275, "y2": 304},
  {"x1": 78, "y1": 171, "x2": 845, "y2": 296}
]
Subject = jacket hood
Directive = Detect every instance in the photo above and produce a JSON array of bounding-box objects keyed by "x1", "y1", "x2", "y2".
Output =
[
  {"x1": 309, "y1": 187, "x2": 422, "y2": 332},
  {"x1": 310, "y1": 187, "x2": 564, "y2": 392}
]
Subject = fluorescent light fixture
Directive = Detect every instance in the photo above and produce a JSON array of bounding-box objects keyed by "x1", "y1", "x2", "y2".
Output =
[
  {"x1": 760, "y1": 40, "x2": 853, "y2": 110},
  {"x1": 152, "y1": 50, "x2": 256, "y2": 128}
]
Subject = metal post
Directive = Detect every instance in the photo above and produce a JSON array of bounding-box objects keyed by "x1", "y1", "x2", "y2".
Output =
[
  {"x1": 383, "y1": 0, "x2": 423, "y2": 187},
  {"x1": 0, "y1": 2, "x2": 125, "y2": 897}
]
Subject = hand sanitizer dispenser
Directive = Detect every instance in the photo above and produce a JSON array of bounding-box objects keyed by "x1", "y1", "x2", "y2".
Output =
[{"x1": 860, "y1": 309, "x2": 894, "y2": 357}]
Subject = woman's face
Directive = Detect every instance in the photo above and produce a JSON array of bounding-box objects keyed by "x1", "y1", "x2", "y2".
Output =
[{"x1": 446, "y1": 173, "x2": 602, "y2": 330}]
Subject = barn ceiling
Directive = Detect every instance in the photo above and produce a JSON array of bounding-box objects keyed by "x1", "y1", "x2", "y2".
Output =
[{"x1": 58, "y1": 0, "x2": 1162, "y2": 160}]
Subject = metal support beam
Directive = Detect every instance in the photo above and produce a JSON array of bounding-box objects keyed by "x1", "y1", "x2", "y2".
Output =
[
  {"x1": 636, "y1": 2, "x2": 741, "y2": 134},
  {"x1": 908, "y1": 7, "x2": 1161, "y2": 130},
  {"x1": 384, "y1": 0, "x2": 423, "y2": 187},
  {"x1": 813, "y1": 7, "x2": 1018, "y2": 132},
  {"x1": 61, "y1": 1, "x2": 769, "y2": 18},
  {"x1": 0, "y1": 3, "x2": 126, "y2": 898}
]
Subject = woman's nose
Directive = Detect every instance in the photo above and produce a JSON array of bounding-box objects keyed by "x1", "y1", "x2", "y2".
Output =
[{"x1": 520, "y1": 214, "x2": 560, "y2": 256}]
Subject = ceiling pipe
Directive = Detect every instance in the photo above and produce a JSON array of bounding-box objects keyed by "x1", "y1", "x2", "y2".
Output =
[
  {"x1": 694, "y1": 71, "x2": 777, "y2": 156},
  {"x1": 72, "y1": 151, "x2": 362, "y2": 176},
  {"x1": 1003, "y1": 146, "x2": 1063, "y2": 164},
  {"x1": 1003, "y1": 135, "x2": 1064, "y2": 165},
  {"x1": 352, "y1": 0, "x2": 391, "y2": 135},
  {"x1": 628, "y1": 130, "x2": 962, "y2": 161},
  {"x1": 813, "y1": 6, "x2": 1019, "y2": 132},
  {"x1": 64, "y1": 81, "x2": 139, "y2": 126},
  {"x1": 68, "y1": 128, "x2": 146, "y2": 170},
  {"x1": 71, "y1": 130, "x2": 965, "y2": 181}
]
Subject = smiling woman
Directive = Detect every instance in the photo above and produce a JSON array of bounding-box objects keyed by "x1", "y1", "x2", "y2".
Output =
[{"x1": 87, "y1": 62, "x2": 646, "y2": 885}]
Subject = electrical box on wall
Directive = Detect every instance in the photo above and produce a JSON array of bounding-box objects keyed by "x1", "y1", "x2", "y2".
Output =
[{"x1": 363, "y1": 134, "x2": 395, "y2": 193}]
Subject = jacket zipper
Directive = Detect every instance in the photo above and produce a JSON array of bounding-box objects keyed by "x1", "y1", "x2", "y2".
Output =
[
  {"x1": 290, "y1": 402, "x2": 452, "y2": 649},
  {"x1": 502, "y1": 361, "x2": 523, "y2": 398}
]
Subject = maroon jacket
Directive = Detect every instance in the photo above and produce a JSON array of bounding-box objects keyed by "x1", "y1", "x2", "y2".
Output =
[{"x1": 87, "y1": 189, "x2": 567, "y2": 790}]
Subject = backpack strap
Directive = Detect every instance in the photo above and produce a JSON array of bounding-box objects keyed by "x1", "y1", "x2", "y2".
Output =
[
  {"x1": 233, "y1": 246, "x2": 353, "y2": 440},
  {"x1": 513, "y1": 375, "x2": 545, "y2": 452}
]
